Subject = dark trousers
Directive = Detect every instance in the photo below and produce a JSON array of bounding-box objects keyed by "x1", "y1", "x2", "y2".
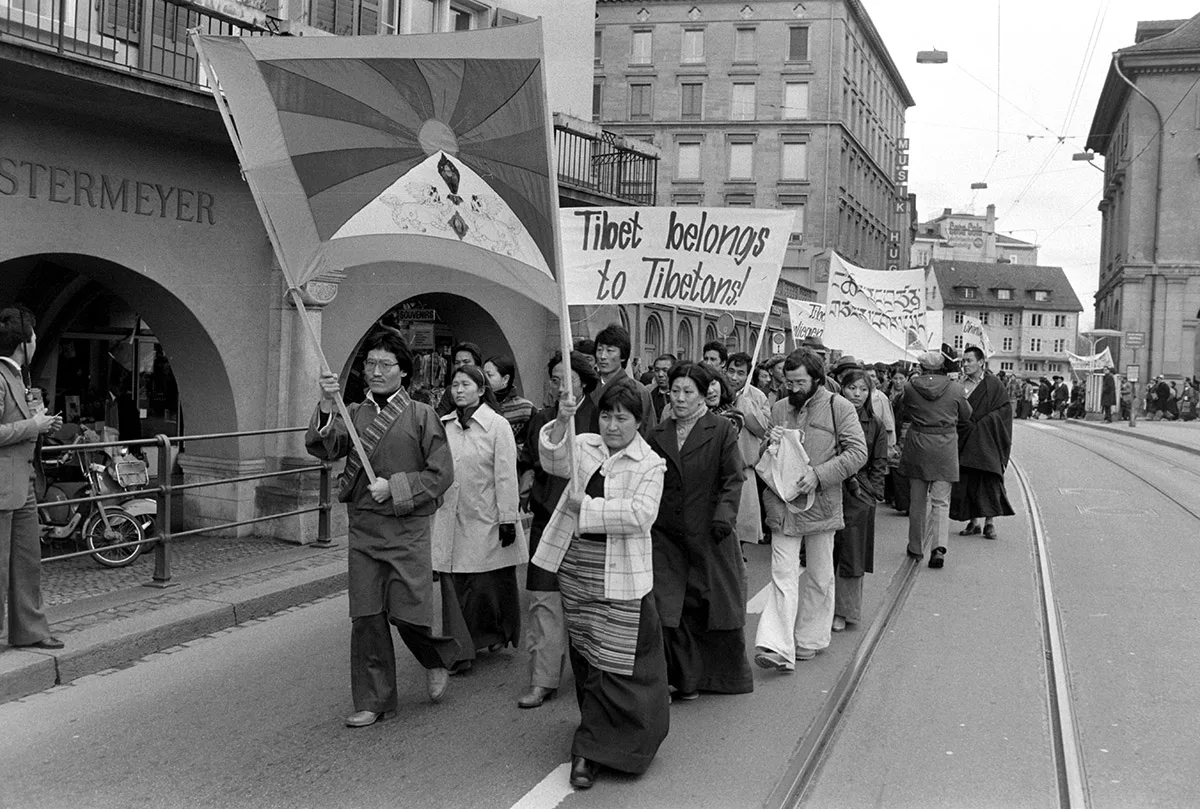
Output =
[
  {"x1": 1, "y1": 481, "x2": 51, "y2": 646},
  {"x1": 350, "y1": 612, "x2": 458, "y2": 712},
  {"x1": 1103, "y1": 405, "x2": 1113, "y2": 422}
]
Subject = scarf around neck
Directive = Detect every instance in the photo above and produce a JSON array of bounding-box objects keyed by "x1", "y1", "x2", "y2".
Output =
[
  {"x1": 456, "y1": 402, "x2": 482, "y2": 430},
  {"x1": 673, "y1": 402, "x2": 708, "y2": 447}
]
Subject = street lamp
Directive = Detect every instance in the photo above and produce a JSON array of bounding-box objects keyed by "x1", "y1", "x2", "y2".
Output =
[{"x1": 916, "y1": 49, "x2": 948, "y2": 64}]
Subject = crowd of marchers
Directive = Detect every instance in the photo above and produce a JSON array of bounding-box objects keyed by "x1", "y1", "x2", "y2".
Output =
[{"x1": 299, "y1": 323, "x2": 1015, "y2": 792}]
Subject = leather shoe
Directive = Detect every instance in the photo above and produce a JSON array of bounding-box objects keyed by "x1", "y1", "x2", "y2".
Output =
[
  {"x1": 569, "y1": 755, "x2": 596, "y2": 789},
  {"x1": 345, "y1": 709, "x2": 387, "y2": 728},
  {"x1": 517, "y1": 685, "x2": 557, "y2": 709},
  {"x1": 17, "y1": 637, "x2": 65, "y2": 650},
  {"x1": 427, "y1": 666, "x2": 449, "y2": 703},
  {"x1": 929, "y1": 547, "x2": 946, "y2": 569}
]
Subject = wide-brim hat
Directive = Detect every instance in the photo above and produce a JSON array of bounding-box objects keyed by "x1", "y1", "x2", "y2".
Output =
[{"x1": 831, "y1": 354, "x2": 862, "y2": 378}]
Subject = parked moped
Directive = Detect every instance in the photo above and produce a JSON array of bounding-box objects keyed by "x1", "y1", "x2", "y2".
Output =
[{"x1": 37, "y1": 430, "x2": 157, "y2": 568}]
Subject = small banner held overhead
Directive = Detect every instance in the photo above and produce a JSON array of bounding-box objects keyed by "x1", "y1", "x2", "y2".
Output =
[
  {"x1": 560, "y1": 207, "x2": 794, "y2": 313},
  {"x1": 822, "y1": 253, "x2": 930, "y2": 363},
  {"x1": 961, "y1": 315, "x2": 995, "y2": 357},
  {"x1": 788, "y1": 300, "x2": 826, "y2": 342}
]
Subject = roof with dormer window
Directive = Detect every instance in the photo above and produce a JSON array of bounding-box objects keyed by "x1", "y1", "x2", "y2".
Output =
[{"x1": 928, "y1": 259, "x2": 1083, "y2": 312}]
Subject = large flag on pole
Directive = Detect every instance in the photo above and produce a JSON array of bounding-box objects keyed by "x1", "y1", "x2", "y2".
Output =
[{"x1": 192, "y1": 24, "x2": 562, "y2": 309}]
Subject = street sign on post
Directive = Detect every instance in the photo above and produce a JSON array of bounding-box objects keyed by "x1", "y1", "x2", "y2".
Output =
[{"x1": 1124, "y1": 332, "x2": 1145, "y2": 348}]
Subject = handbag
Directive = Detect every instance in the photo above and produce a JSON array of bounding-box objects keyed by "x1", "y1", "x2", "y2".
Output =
[{"x1": 754, "y1": 428, "x2": 815, "y2": 512}]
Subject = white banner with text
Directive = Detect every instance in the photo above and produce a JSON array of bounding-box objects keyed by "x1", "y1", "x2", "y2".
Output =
[
  {"x1": 961, "y1": 315, "x2": 995, "y2": 357},
  {"x1": 788, "y1": 300, "x2": 827, "y2": 341},
  {"x1": 822, "y1": 253, "x2": 930, "y2": 362},
  {"x1": 560, "y1": 207, "x2": 795, "y2": 312}
]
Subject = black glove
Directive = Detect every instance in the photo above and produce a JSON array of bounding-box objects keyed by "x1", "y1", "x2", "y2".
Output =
[
  {"x1": 711, "y1": 521, "x2": 733, "y2": 544},
  {"x1": 499, "y1": 523, "x2": 517, "y2": 547}
]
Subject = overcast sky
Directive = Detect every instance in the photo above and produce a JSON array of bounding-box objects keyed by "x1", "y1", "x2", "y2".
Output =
[{"x1": 866, "y1": 0, "x2": 1199, "y2": 330}]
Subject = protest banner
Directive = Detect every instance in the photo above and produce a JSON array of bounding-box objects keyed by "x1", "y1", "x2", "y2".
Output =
[
  {"x1": 961, "y1": 315, "x2": 995, "y2": 357},
  {"x1": 822, "y1": 253, "x2": 930, "y2": 362},
  {"x1": 788, "y1": 300, "x2": 826, "y2": 342},
  {"x1": 1066, "y1": 347, "x2": 1114, "y2": 372},
  {"x1": 560, "y1": 207, "x2": 794, "y2": 314}
]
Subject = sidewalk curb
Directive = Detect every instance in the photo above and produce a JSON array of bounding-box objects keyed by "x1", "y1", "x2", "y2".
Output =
[
  {"x1": 0, "y1": 561, "x2": 347, "y2": 705},
  {"x1": 1062, "y1": 419, "x2": 1200, "y2": 458}
]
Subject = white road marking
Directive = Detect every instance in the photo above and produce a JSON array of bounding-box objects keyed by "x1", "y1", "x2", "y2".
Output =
[
  {"x1": 1023, "y1": 421, "x2": 1057, "y2": 430},
  {"x1": 746, "y1": 583, "x2": 771, "y2": 614},
  {"x1": 509, "y1": 763, "x2": 573, "y2": 809}
]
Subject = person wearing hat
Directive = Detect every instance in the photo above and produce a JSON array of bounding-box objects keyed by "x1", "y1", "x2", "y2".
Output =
[
  {"x1": 1052, "y1": 375, "x2": 1069, "y2": 420},
  {"x1": 832, "y1": 355, "x2": 896, "y2": 463},
  {"x1": 896, "y1": 350, "x2": 971, "y2": 569}
]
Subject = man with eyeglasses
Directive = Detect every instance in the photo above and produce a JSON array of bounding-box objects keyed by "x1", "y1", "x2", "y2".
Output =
[{"x1": 308, "y1": 330, "x2": 458, "y2": 728}]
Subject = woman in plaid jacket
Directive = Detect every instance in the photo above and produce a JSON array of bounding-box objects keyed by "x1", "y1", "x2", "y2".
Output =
[{"x1": 531, "y1": 379, "x2": 669, "y2": 791}]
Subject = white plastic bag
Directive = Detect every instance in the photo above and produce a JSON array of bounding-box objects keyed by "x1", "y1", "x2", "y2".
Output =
[{"x1": 754, "y1": 429, "x2": 815, "y2": 512}]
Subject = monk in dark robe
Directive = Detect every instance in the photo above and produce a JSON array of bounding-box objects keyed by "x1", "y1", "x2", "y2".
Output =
[
  {"x1": 950, "y1": 346, "x2": 1014, "y2": 540},
  {"x1": 307, "y1": 330, "x2": 458, "y2": 728}
]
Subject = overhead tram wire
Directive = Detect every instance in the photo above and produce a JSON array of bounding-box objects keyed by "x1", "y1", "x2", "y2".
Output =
[{"x1": 1059, "y1": 1, "x2": 1110, "y2": 137}]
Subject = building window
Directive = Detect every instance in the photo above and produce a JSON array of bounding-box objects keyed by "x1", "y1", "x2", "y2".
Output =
[
  {"x1": 1003, "y1": 313, "x2": 1015, "y2": 327},
  {"x1": 732, "y1": 82, "x2": 756, "y2": 120},
  {"x1": 781, "y1": 142, "x2": 807, "y2": 180},
  {"x1": 682, "y1": 28, "x2": 704, "y2": 63},
  {"x1": 1002, "y1": 337, "x2": 1013, "y2": 352},
  {"x1": 734, "y1": 27, "x2": 756, "y2": 62},
  {"x1": 997, "y1": 288, "x2": 1013, "y2": 300},
  {"x1": 953, "y1": 335, "x2": 963, "y2": 350},
  {"x1": 1000, "y1": 361, "x2": 1014, "y2": 371},
  {"x1": 1033, "y1": 290, "x2": 1050, "y2": 302},
  {"x1": 961, "y1": 287, "x2": 977, "y2": 299},
  {"x1": 631, "y1": 30, "x2": 652, "y2": 64},
  {"x1": 1030, "y1": 338, "x2": 1042, "y2": 353},
  {"x1": 1054, "y1": 314, "x2": 1067, "y2": 328},
  {"x1": 450, "y1": 4, "x2": 474, "y2": 31},
  {"x1": 779, "y1": 195, "x2": 805, "y2": 243},
  {"x1": 409, "y1": 0, "x2": 438, "y2": 33},
  {"x1": 677, "y1": 142, "x2": 701, "y2": 180},
  {"x1": 788, "y1": 26, "x2": 809, "y2": 61},
  {"x1": 681, "y1": 83, "x2": 703, "y2": 120},
  {"x1": 672, "y1": 194, "x2": 702, "y2": 206},
  {"x1": 677, "y1": 318, "x2": 694, "y2": 360},
  {"x1": 725, "y1": 194, "x2": 755, "y2": 206},
  {"x1": 954, "y1": 311, "x2": 964, "y2": 324},
  {"x1": 1030, "y1": 313, "x2": 1043, "y2": 327},
  {"x1": 782, "y1": 82, "x2": 809, "y2": 119},
  {"x1": 979, "y1": 312, "x2": 989, "y2": 325},
  {"x1": 1054, "y1": 339, "x2": 1066, "y2": 353},
  {"x1": 594, "y1": 28, "x2": 602, "y2": 64},
  {"x1": 1024, "y1": 361, "x2": 1039, "y2": 372},
  {"x1": 645, "y1": 313, "x2": 663, "y2": 354},
  {"x1": 629, "y1": 83, "x2": 652, "y2": 120},
  {"x1": 728, "y1": 142, "x2": 754, "y2": 179},
  {"x1": 592, "y1": 82, "x2": 602, "y2": 120}
]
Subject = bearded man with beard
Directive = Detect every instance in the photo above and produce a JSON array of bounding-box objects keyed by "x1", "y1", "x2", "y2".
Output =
[{"x1": 754, "y1": 349, "x2": 866, "y2": 672}]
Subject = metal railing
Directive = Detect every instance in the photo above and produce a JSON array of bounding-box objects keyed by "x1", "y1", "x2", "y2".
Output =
[
  {"x1": 0, "y1": 0, "x2": 271, "y2": 88},
  {"x1": 555, "y1": 125, "x2": 658, "y2": 206},
  {"x1": 39, "y1": 425, "x2": 333, "y2": 586}
]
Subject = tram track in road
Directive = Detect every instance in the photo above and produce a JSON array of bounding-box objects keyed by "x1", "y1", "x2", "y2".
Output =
[{"x1": 1023, "y1": 422, "x2": 1200, "y2": 523}]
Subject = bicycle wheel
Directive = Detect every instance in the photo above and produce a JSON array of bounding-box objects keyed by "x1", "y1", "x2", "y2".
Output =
[{"x1": 83, "y1": 509, "x2": 145, "y2": 568}]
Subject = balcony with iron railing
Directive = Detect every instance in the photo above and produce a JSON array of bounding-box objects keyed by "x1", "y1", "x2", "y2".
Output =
[{"x1": 1, "y1": 1, "x2": 659, "y2": 207}]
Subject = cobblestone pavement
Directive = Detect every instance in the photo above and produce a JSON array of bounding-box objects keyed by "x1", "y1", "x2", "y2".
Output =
[{"x1": 41, "y1": 534, "x2": 303, "y2": 607}]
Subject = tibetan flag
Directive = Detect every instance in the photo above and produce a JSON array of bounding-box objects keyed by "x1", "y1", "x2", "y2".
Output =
[{"x1": 192, "y1": 24, "x2": 560, "y2": 311}]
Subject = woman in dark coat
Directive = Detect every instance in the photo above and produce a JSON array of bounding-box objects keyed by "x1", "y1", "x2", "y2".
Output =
[
  {"x1": 950, "y1": 352, "x2": 1014, "y2": 540},
  {"x1": 647, "y1": 362, "x2": 750, "y2": 700},
  {"x1": 832, "y1": 369, "x2": 887, "y2": 631},
  {"x1": 1036, "y1": 377, "x2": 1054, "y2": 419}
]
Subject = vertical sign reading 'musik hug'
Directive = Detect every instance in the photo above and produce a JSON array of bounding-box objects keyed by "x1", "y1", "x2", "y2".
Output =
[{"x1": 561, "y1": 207, "x2": 794, "y2": 313}]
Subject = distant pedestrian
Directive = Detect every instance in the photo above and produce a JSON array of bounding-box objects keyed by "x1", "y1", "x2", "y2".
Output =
[
  {"x1": 1180, "y1": 383, "x2": 1196, "y2": 422},
  {"x1": 648, "y1": 362, "x2": 750, "y2": 698},
  {"x1": 484, "y1": 355, "x2": 536, "y2": 453},
  {"x1": 433, "y1": 365, "x2": 526, "y2": 674},
  {"x1": 533, "y1": 379, "x2": 670, "y2": 790},
  {"x1": 516, "y1": 351, "x2": 599, "y2": 710},
  {"x1": 307, "y1": 330, "x2": 457, "y2": 727},
  {"x1": 898, "y1": 350, "x2": 971, "y2": 569},
  {"x1": 950, "y1": 347, "x2": 1014, "y2": 540},
  {"x1": 1037, "y1": 377, "x2": 1054, "y2": 419},
  {"x1": 755, "y1": 350, "x2": 866, "y2": 671},
  {"x1": 726, "y1": 352, "x2": 770, "y2": 546},
  {"x1": 1101, "y1": 368, "x2": 1117, "y2": 423},
  {"x1": 1052, "y1": 375, "x2": 1069, "y2": 419},
  {"x1": 831, "y1": 369, "x2": 887, "y2": 632},
  {"x1": 1, "y1": 306, "x2": 65, "y2": 652}
]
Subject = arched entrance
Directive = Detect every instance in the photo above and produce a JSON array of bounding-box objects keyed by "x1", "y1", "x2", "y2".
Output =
[{"x1": 0, "y1": 253, "x2": 237, "y2": 443}]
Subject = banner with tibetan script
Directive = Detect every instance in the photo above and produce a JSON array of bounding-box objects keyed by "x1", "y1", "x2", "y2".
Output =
[
  {"x1": 560, "y1": 207, "x2": 794, "y2": 313},
  {"x1": 822, "y1": 253, "x2": 929, "y2": 362}
]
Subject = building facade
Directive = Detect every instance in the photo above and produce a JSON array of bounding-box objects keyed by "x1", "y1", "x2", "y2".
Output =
[
  {"x1": 1087, "y1": 15, "x2": 1200, "y2": 380},
  {"x1": 910, "y1": 205, "x2": 1038, "y2": 268},
  {"x1": 1, "y1": 0, "x2": 661, "y2": 537},
  {"x1": 593, "y1": 0, "x2": 914, "y2": 303},
  {"x1": 927, "y1": 260, "x2": 1083, "y2": 378}
]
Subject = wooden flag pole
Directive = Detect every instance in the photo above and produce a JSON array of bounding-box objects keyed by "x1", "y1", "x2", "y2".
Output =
[
  {"x1": 193, "y1": 32, "x2": 377, "y2": 483},
  {"x1": 739, "y1": 307, "x2": 776, "y2": 398}
]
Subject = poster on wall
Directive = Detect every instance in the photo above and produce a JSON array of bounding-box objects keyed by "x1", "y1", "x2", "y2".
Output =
[
  {"x1": 787, "y1": 300, "x2": 827, "y2": 342},
  {"x1": 560, "y1": 207, "x2": 795, "y2": 313},
  {"x1": 822, "y1": 253, "x2": 930, "y2": 363}
]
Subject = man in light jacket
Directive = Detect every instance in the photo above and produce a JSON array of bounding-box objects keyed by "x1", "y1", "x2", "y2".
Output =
[{"x1": 755, "y1": 349, "x2": 867, "y2": 671}]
